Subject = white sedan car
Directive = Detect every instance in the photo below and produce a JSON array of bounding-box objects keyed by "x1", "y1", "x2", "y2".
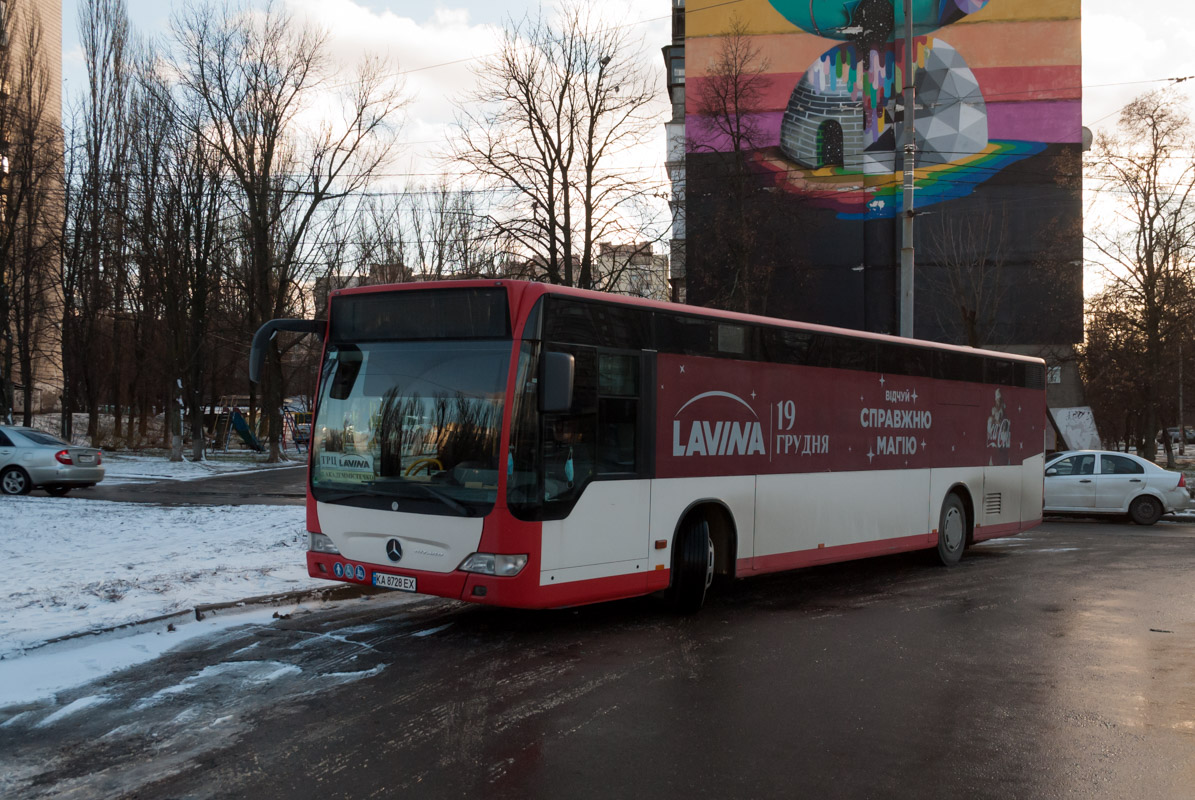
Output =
[{"x1": 1044, "y1": 450, "x2": 1189, "y2": 525}]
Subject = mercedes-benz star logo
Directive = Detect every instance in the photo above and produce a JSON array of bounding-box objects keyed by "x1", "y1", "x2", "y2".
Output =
[{"x1": 386, "y1": 539, "x2": 403, "y2": 562}]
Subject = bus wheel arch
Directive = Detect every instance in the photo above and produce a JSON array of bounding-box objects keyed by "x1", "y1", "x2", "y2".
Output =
[
  {"x1": 679, "y1": 500, "x2": 737, "y2": 580},
  {"x1": 941, "y1": 483, "x2": 976, "y2": 547},
  {"x1": 667, "y1": 501, "x2": 737, "y2": 612},
  {"x1": 937, "y1": 488, "x2": 972, "y2": 566}
]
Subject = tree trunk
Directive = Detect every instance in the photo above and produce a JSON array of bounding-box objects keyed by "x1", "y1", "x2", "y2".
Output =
[
  {"x1": 87, "y1": 401, "x2": 99, "y2": 445},
  {"x1": 170, "y1": 380, "x2": 184, "y2": 462}
]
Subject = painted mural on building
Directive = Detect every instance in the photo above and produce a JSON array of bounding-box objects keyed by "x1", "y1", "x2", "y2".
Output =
[{"x1": 684, "y1": 0, "x2": 1082, "y2": 344}]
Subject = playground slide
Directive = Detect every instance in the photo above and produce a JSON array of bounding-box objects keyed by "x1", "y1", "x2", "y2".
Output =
[{"x1": 231, "y1": 409, "x2": 264, "y2": 452}]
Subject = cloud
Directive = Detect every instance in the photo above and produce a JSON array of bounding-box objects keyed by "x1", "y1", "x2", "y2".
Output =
[
  {"x1": 281, "y1": 0, "x2": 670, "y2": 198},
  {"x1": 282, "y1": 0, "x2": 502, "y2": 176},
  {"x1": 1082, "y1": 2, "x2": 1195, "y2": 132}
]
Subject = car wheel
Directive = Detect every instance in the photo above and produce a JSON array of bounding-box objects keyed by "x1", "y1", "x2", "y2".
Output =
[
  {"x1": 936, "y1": 493, "x2": 968, "y2": 566},
  {"x1": 1, "y1": 467, "x2": 33, "y2": 496},
  {"x1": 667, "y1": 516, "x2": 715, "y2": 613},
  {"x1": 1128, "y1": 495, "x2": 1163, "y2": 526},
  {"x1": 45, "y1": 486, "x2": 72, "y2": 497}
]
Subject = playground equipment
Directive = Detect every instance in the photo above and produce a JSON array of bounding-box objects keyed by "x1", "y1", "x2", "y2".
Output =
[
  {"x1": 282, "y1": 408, "x2": 307, "y2": 454},
  {"x1": 228, "y1": 408, "x2": 264, "y2": 452},
  {"x1": 211, "y1": 397, "x2": 306, "y2": 454}
]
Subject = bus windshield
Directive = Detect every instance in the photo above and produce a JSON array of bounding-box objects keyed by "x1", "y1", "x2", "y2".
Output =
[{"x1": 311, "y1": 339, "x2": 512, "y2": 516}]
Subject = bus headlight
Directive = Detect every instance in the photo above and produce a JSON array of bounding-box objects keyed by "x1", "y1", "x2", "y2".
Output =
[
  {"x1": 308, "y1": 533, "x2": 341, "y2": 554},
  {"x1": 459, "y1": 553, "x2": 528, "y2": 577}
]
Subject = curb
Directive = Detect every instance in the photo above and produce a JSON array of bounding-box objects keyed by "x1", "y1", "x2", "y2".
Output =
[
  {"x1": 18, "y1": 583, "x2": 384, "y2": 656},
  {"x1": 193, "y1": 583, "x2": 384, "y2": 620}
]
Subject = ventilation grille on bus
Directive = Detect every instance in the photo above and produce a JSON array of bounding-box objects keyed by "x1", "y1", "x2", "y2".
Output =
[
  {"x1": 984, "y1": 493, "x2": 1003, "y2": 517},
  {"x1": 1025, "y1": 364, "x2": 1046, "y2": 390}
]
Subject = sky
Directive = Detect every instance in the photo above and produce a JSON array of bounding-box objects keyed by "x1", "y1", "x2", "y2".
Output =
[
  {"x1": 1082, "y1": 1, "x2": 1195, "y2": 132},
  {"x1": 62, "y1": 0, "x2": 673, "y2": 196},
  {"x1": 58, "y1": 0, "x2": 1195, "y2": 285},
  {"x1": 59, "y1": 1, "x2": 1195, "y2": 146}
]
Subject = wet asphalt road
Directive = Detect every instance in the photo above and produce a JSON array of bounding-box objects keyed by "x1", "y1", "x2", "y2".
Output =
[{"x1": 2, "y1": 518, "x2": 1194, "y2": 799}]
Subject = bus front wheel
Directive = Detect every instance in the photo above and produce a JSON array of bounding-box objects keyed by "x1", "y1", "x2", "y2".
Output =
[
  {"x1": 936, "y1": 493, "x2": 967, "y2": 566},
  {"x1": 667, "y1": 516, "x2": 714, "y2": 613}
]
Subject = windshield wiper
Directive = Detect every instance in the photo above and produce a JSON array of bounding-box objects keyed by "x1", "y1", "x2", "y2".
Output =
[
  {"x1": 401, "y1": 481, "x2": 473, "y2": 516},
  {"x1": 317, "y1": 481, "x2": 473, "y2": 517},
  {"x1": 315, "y1": 489, "x2": 383, "y2": 504}
]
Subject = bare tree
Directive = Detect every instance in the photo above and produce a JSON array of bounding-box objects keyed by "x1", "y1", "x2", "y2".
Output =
[
  {"x1": 173, "y1": 0, "x2": 407, "y2": 460},
  {"x1": 688, "y1": 15, "x2": 788, "y2": 313},
  {"x1": 452, "y1": 2, "x2": 664, "y2": 289},
  {"x1": 1087, "y1": 90, "x2": 1195, "y2": 462},
  {"x1": 356, "y1": 196, "x2": 412, "y2": 285},
  {"x1": 1081, "y1": 290, "x2": 1156, "y2": 453},
  {"x1": 692, "y1": 15, "x2": 771, "y2": 162},
  {"x1": 61, "y1": 0, "x2": 132, "y2": 445},
  {"x1": 125, "y1": 47, "x2": 230, "y2": 460},
  {"x1": 408, "y1": 181, "x2": 456, "y2": 280},
  {"x1": 922, "y1": 208, "x2": 1010, "y2": 348}
]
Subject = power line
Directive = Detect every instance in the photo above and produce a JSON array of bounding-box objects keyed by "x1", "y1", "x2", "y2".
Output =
[{"x1": 317, "y1": 0, "x2": 749, "y2": 92}]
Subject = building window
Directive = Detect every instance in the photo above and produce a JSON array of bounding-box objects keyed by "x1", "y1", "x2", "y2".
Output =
[
  {"x1": 671, "y1": 58, "x2": 685, "y2": 86},
  {"x1": 1047, "y1": 365, "x2": 1061, "y2": 384}
]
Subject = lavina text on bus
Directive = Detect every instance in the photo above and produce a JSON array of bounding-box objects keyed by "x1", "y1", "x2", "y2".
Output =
[{"x1": 672, "y1": 420, "x2": 767, "y2": 457}]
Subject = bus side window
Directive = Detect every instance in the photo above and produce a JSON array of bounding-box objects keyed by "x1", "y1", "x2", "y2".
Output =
[
  {"x1": 543, "y1": 348, "x2": 598, "y2": 500},
  {"x1": 537, "y1": 349, "x2": 641, "y2": 509},
  {"x1": 597, "y1": 354, "x2": 639, "y2": 475}
]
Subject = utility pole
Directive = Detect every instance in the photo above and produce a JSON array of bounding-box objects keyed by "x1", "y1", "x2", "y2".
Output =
[
  {"x1": 1180, "y1": 339, "x2": 1185, "y2": 455},
  {"x1": 899, "y1": 0, "x2": 916, "y2": 338}
]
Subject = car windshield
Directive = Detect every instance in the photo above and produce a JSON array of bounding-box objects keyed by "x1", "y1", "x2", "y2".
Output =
[
  {"x1": 16, "y1": 430, "x2": 69, "y2": 447},
  {"x1": 310, "y1": 339, "x2": 512, "y2": 516}
]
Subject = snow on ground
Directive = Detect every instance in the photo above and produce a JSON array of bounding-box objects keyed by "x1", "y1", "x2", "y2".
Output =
[
  {"x1": 100, "y1": 452, "x2": 306, "y2": 485},
  {"x1": 0, "y1": 605, "x2": 315, "y2": 708},
  {"x1": 0, "y1": 496, "x2": 321, "y2": 659}
]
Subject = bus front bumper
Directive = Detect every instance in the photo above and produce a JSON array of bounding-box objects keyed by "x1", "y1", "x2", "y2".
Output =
[
  {"x1": 306, "y1": 552, "x2": 659, "y2": 609},
  {"x1": 306, "y1": 550, "x2": 546, "y2": 607}
]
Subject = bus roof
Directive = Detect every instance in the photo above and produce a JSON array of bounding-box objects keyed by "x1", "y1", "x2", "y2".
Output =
[{"x1": 329, "y1": 279, "x2": 1046, "y2": 367}]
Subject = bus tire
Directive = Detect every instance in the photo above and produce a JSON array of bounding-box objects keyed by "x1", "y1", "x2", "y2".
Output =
[
  {"x1": 668, "y1": 516, "x2": 714, "y2": 613},
  {"x1": 936, "y1": 493, "x2": 967, "y2": 566},
  {"x1": 1128, "y1": 495, "x2": 1162, "y2": 526}
]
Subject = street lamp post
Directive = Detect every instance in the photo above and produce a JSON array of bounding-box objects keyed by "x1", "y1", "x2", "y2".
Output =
[{"x1": 899, "y1": 0, "x2": 916, "y2": 338}]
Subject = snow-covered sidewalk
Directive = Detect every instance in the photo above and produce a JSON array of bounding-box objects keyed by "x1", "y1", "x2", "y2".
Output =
[
  {"x1": 99, "y1": 452, "x2": 304, "y2": 485},
  {"x1": 1, "y1": 496, "x2": 322, "y2": 659}
]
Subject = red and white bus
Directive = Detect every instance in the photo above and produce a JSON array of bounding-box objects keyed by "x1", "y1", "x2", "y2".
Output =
[{"x1": 251, "y1": 280, "x2": 1046, "y2": 612}]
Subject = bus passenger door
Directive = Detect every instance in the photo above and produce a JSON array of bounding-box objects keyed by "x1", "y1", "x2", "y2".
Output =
[{"x1": 539, "y1": 351, "x2": 653, "y2": 582}]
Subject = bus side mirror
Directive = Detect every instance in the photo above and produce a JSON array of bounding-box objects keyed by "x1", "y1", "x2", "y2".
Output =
[
  {"x1": 250, "y1": 318, "x2": 325, "y2": 383},
  {"x1": 540, "y1": 352, "x2": 575, "y2": 413}
]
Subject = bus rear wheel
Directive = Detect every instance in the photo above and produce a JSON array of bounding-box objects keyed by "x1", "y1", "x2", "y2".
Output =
[
  {"x1": 936, "y1": 493, "x2": 967, "y2": 566},
  {"x1": 668, "y1": 516, "x2": 714, "y2": 613}
]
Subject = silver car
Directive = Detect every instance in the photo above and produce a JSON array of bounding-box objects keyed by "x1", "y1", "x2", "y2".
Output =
[
  {"x1": 0, "y1": 426, "x2": 104, "y2": 496},
  {"x1": 1044, "y1": 450, "x2": 1188, "y2": 525}
]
